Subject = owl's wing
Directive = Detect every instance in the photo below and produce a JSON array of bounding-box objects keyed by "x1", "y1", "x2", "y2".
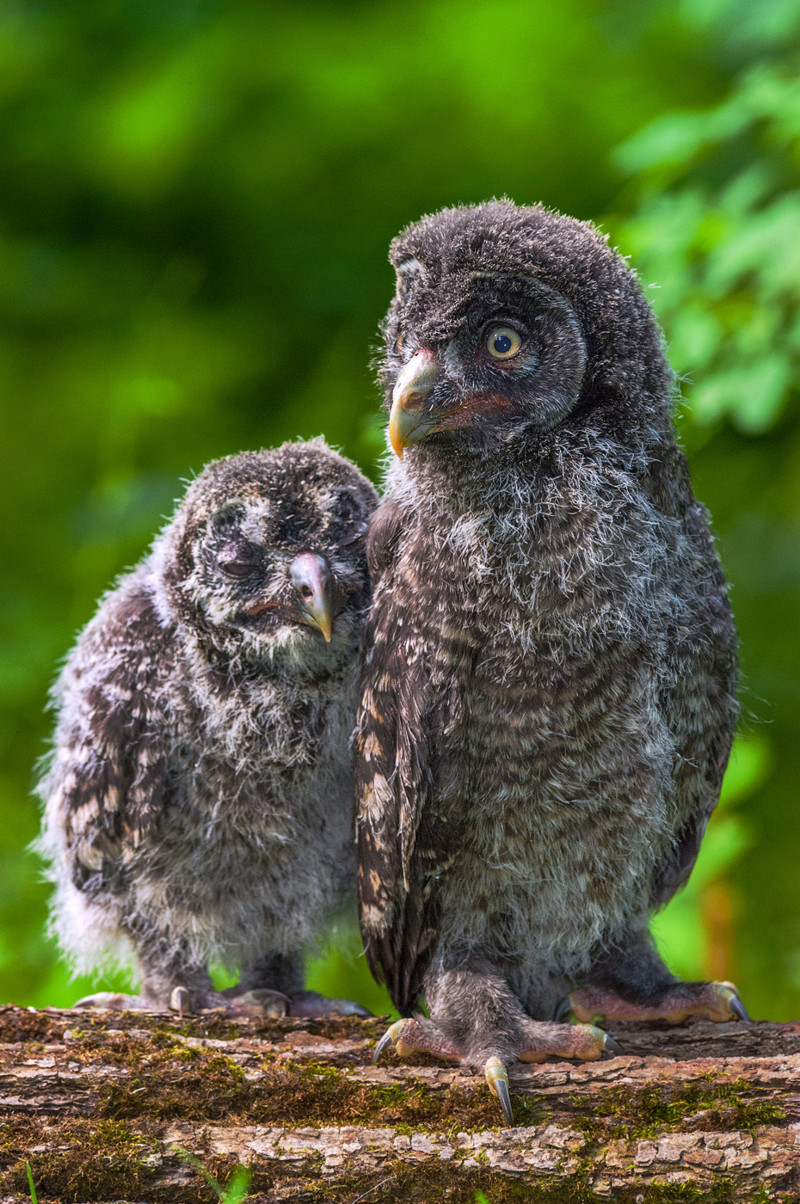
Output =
[
  {"x1": 651, "y1": 480, "x2": 739, "y2": 908},
  {"x1": 356, "y1": 502, "x2": 454, "y2": 1014},
  {"x1": 39, "y1": 581, "x2": 173, "y2": 898}
]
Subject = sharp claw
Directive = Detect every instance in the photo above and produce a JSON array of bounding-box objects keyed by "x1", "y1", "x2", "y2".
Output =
[
  {"x1": 602, "y1": 1031, "x2": 624, "y2": 1057},
  {"x1": 717, "y1": 982, "x2": 750, "y2": 1022},
  {"x1": 554, "y1": 996, "x2": 574, "y2": 1024},
  {"x1": 373, "y1": 1018, "x2": 409, "y2": 1064},
  {"x1": 728, "y1": 994, "x2": 751, "y2": 1022},
  {"x1": 485, "y1": 1057, "x2": 514, "y2": 1126}
]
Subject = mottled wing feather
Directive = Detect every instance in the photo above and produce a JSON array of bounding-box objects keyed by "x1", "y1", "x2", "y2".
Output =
[
  {"x1": 42, "y1": 584, "x2": 172, "y2": 896},
  {"x1": 356, "y1": 503, "x2": 448, "y2": 1014},
  {"x1": 650, "y1": 458, "x2": 739, "y2": 907}
]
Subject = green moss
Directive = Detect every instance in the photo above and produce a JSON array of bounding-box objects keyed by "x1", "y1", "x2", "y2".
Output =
[
  {"x1": 0, "y1": 1008, "x2": 791, "y2": 1203},
  {"x1": 3, "y1": 1118, "x2": 166, "y2": 1204},
  {"x1": 0, "y1": 1111, "x2": 784, "y2": 1204},
  {"x1": 566, "y1": 1075, "x2": 786, "y2": 1142},
  {"x1": 268, "y1": 1163, "x2": 757, "y2": 1204},
  {"x1": 0, "y1": 1004, "x2": 383, "y2": 1049},
  {"x1": 91, "y1": 1047, "x2": 513, "y2": 1130},
  {"x1": 101, "y1": 1051, "x2": 250, "y2": 1122}
]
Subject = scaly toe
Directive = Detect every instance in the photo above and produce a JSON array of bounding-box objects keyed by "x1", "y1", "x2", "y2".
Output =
[
  {"x1": 73, "y1": 992, "x2": 147, "y2": 1011},
  {"x1": 228, "y1": 989, "x2": 291, "y2": 1019},
  {"x1": 569, "y1": 981, "x2": 750, "y2": 1024},
  {"x1": 372, "y1": 1016, "x2": 462, "y2": 1064},
  {"x1": 485, "y1": 1057, "x2": 514, "y2": 1126},
  {"x1": 575, "y1": 1023, "x2": 615, "y2": 1061},
  {"x1": 287, "y1": 991, "x2": 372, "y2": 1018},
  {"x1": 516, "y1": 1018, "x2": 613, "y2": 1063}
]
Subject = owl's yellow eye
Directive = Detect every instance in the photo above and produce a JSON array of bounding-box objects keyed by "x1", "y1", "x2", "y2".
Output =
[{"x1": 486, "y1": 326, "x2": 522, "y2": 359}]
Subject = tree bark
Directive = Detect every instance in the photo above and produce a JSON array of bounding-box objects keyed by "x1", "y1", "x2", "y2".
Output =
[{"x1": 1, "y1": 1004, "x2": 799, "y2": 1202}]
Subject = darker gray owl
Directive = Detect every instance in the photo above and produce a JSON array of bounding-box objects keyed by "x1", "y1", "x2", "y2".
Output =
[
  {"x1": 356, "y1": 201, "x2": 744, "y2": 1122},
  {"x1": 38, "y1": 440, "x2": 378, "y2": 1017}
]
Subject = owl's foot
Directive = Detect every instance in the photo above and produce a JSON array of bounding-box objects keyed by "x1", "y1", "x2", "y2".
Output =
[
  {"x1": 515, "y1": 1016, "x2": 621, "y2": 1062},
  {"x1": 373, "y1": 1015, "x2": 619, "y2": 1125},
  {"x1": 565, "y1": 980, "x2": 750, "y2": 1024},
  {"x1": 286, "y1": 990, "x2": 373, "y2": 1018},
  {"x1": 222, "y1": 988, "x2": 292, "y2": 1018},
  {"x1": 220, "y1": 986, "x2": 371, "y2": 1018},
  {"x1": 373, "y1": 1016, "x2": 461, "y2": 1063},
  {"x1": 71, "y1": 986, "x2": 224, "y2": 1014},
  {"x1": 73, "y1": 991, "x2": 153, "y2": 1011}
]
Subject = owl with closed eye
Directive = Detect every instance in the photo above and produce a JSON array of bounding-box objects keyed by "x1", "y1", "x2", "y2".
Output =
[
  {"x1": 356, "y1": 201, "x2": 744, "y2": 1122},
  {"x1": 38, "y1": 439, "x2": 378, "y2": 1016}
]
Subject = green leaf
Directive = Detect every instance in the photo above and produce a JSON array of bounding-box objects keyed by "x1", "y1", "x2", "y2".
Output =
[
  {"x1": 26, "y1": 1162, "x2": 38, "y2": 1204},
  {"x1": 172, "y1": 1147, "x2": 252, "y2": 1203}
]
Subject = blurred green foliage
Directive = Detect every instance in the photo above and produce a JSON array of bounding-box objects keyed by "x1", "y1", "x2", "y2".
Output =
[{"x1": 0, "y1": 0, "x2": 798, "y2": 1021}]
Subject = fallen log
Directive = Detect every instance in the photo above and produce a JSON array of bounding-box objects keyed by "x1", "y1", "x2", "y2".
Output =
[{"x1": 1, "y1": 1004, "x2": 799, "y2": 1202}]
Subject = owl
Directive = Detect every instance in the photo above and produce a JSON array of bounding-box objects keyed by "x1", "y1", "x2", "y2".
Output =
[
  {"x1": 38, "y1": 440, "x2": 378, "y2": 1017},
  {"x1": 356, "y1": 201, "x2": 744, "y2": 1123}
]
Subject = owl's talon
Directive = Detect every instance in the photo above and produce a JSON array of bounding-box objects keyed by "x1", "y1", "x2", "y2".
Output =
[
  {"x1": 287, "y1": 991, "x2": 372, "y2": 1018},
  {"x1": 554, "y1": 996, "x2": 574, "y2": 1024},
  {"x1": 602, "y1": 1031, "x2": 623, "y2": 1057},
  {"x1": 717, "y1": 983, "x2": 750, "y2": 1022},
  {"x1": 373, "y1": 1018, "x2": 410, "y2": 1063},
  {"x1": 485, "y1": 1057, "x2": 514, "y2": 1125},
  {"x1": 170, "y1": 986, "x2": 191, "y2": 1017},
  {"x1": 729, "y1": 994, "x2": 750, "y2": 1022}
]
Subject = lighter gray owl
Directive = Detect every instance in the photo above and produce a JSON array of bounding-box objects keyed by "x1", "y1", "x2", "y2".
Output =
[{"x1": 38, "y1": 440, "x2": 378, "y2": 1016}]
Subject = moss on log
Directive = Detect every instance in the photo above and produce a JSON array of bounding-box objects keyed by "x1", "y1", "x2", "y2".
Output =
[{"x1": 1, "y1": 1005, "x2": 799, "y2": 1201}]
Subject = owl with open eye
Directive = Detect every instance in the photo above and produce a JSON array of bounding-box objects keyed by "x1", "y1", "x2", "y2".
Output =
[
  {"x1": 38, "y1": 440, "x2": 378, "y2": 1016},
  {"x1": 356, "y1": 201, "x2": 744, "y2": 1122}
]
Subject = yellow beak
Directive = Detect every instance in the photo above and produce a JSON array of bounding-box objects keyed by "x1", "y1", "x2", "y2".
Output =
[{"x1": 388, "y1": 349, "x2": 437, "y2": 458}]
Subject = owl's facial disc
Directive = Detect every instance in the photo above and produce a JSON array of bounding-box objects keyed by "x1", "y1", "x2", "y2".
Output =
[
  {"x1": 200, "y1": 509, "x2": 339, "y2": 646},
  {"x1": 234, "y1": 551, "x2": 336, "y2": 643},
  {"x1": 387, "y1": 268, "x2": 588, "y2": 457}
]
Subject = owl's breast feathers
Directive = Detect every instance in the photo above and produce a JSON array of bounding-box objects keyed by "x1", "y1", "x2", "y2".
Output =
[
  {"x1": 356, "y1": 454, "x2": 737, "y2": 1013},
  {"x1": 42, "y1": 565, "x2": 355, "y2": 900}
]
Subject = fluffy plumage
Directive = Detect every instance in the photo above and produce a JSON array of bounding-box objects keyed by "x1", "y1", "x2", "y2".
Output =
[
  {"x1": 356, "y1": 201, "x2": 741, "y2": 1108},
  {"x1": 38, "y1": 439, "x2": 378, "y2": 1015}
]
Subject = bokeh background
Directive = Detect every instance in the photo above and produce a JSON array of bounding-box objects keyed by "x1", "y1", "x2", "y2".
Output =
[{"x1": 1, "y1": 0, "x2": 799, "y2": 1020}]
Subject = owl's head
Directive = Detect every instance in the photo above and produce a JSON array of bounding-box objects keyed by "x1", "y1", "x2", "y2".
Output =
[
  {"x1": 153, "y1": 440, "x2": 378, "y2": 667},
  {"x1": 381, "y1": 201, "x2": 672, "y2": 463}
]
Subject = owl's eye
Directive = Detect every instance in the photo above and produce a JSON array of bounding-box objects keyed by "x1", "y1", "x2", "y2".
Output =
[
  {"x1": 217, "y1": 541, "x2": 261, "y2": 579},
  {"x1": 220, "y1": 560, "x2": 258, "y2": 579},
  {"x1": 394, "y1": 332, "x2": 405, "y2": 355},
  {"x1": 486, "y1": 326, "x2": 522, "y2": 360}
]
